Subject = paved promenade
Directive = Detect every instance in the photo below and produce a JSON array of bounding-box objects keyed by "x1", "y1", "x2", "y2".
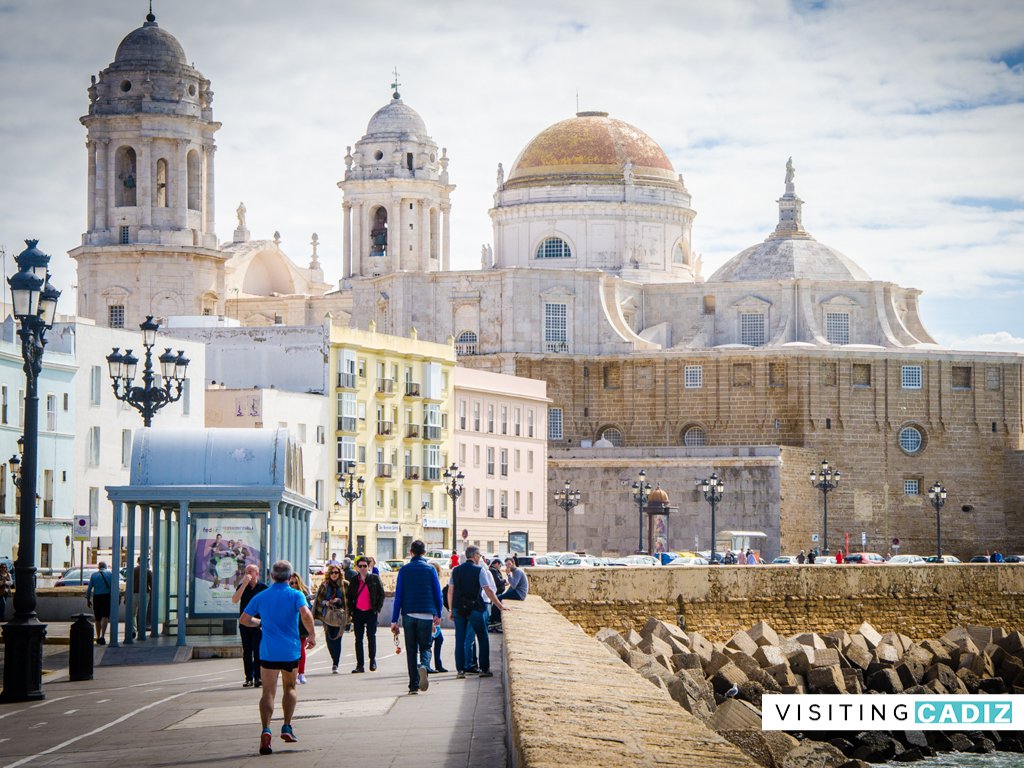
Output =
[{"x1": 0, "y1": 630, "x2": 507, "y2": 768}]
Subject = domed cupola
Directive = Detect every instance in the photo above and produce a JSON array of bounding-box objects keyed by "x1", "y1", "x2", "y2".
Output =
[
  {"x1": 71, "y1": 8, "x2": 223, "y2": 329},
  {"x1": 710, "y1": 159, "x2": 871, "y2": 283},
  {"x1": 338, "y1": 77, "x2": 454, "y2": 280},
  {"x1": 490, "y1": 110, "x2": 697, "y2": 283}
]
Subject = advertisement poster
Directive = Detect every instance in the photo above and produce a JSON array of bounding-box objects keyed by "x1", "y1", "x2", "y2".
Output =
[{"x1": 190, "y1": 513, "x2": 264, "y2": 617}]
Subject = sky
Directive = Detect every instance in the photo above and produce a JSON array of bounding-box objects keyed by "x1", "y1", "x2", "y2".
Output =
[{"x1": 0, "y1": 0, "x2": 1022, "y2": 351}]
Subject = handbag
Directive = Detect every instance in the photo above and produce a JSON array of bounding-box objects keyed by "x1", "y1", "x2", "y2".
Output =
[{"x1": 323, "y1": 603, "x2": 346, "y2": 628}]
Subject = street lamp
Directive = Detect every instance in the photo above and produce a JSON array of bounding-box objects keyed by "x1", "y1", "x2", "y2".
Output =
[
  {"x1": 106, "y1": 316, "x2": 190, "y2": 427},
  {"x1": 928, "y1": 481, "x2": 947, "y2": 562},
  {"x1": 337, "y1": 461, "x2": 364, "y2": 559},
  {"x1": 443, "y1": 463, "x2": 465, "y2": 553},
  {"x1": 697, "y1": 473, "x2": 725, "y2": 564},
  {"x1": 809, "y1": 459, "x2": 840, "y2": 554},
  {"x1": 9, "y1": 436, "x2": 24, "y2": 489},
  {"x1": 631, "y1": 469, "x2": 652, "y2": 554},
  {"x1": 553, "y1": 480, "x2": 581, "y2": 551},
  {"x1": 1, "y1": 239, "x2": 61, "y2": 703}
]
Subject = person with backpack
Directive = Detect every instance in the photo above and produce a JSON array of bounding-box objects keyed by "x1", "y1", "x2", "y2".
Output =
[
  {"x1": 449, "y1": 545, "x2": 505, "y2": 679},
  {"x1": 346, "y1": 555, "x2": 385, "y2": 673},
  {"x1": 85, "y1": 561, "x2": 114, "y2": 644}
]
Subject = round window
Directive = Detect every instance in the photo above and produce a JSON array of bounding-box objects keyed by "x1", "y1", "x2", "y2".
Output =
[
  {"x1": 898, "y1": 426, "x2": 923, "y2": 454},
  {"x1": 599, "y1": 428, "x2": 623, "y2": 447},
  {"x1": 430, "y1": 153, "x2": 436, "y2": 162},
  {"x1": 120, "y1": 80, "x2": 132, "y2": 92},
  {"x1": 683, "y1": 426, "x2": 706, "y2": 446},
  {"x1": 374, "y1": 150, "x2": 384, "y2": 161},
  {"x1": 188, "y1": 84, "x2": 197, "y2": 96}
]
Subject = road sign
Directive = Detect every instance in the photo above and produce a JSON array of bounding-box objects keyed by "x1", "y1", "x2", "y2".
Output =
[
  {"x1": 811, "y1": 534, "x2": 819, "y2": 542},
  {"x1": 861, "y1": 531, "x2": 867, "y2": 546},
  {"x1": 892, "y1": 537, "x2": 901, "y2": 546},
  {"x1": 73, "y1": 515, "x2": 91, "y2": 541}
]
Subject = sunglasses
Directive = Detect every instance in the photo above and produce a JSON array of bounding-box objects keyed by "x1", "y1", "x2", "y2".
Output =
[
  {"x1": 328, "y1": 570, "x2": 341, "y2": 575},
  {"x1": 357, "y1": 563, "x2": 368, "y2": 568}
]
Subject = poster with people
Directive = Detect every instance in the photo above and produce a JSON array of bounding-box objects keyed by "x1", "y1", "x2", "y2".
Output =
[{"x1": 190, "y1": 513, "x2": 264, "y2": 616}]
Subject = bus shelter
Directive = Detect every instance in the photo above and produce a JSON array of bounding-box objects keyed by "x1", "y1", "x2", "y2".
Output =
[{"x1": 106, "y1": 428, "x2": 314, "y2": 647}]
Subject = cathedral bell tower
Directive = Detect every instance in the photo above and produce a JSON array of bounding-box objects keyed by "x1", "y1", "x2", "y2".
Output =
[
  {"x1": 70, "y1": 9, "x2": 225, "y2": 327},
  {"x1": 338, "y1": 77, "x2": 454, "y2": 279}
]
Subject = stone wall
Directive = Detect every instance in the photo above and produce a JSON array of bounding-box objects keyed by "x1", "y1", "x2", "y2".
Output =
[
  {"x1": 525, "y1": 565, "x2": 1024, "y2": 641},
  {"x1": 501, "y1": 595, "x2": 753, "y2": 767}
]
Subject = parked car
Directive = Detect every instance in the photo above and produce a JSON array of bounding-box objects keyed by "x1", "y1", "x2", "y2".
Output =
[
  {"x1": 815, "y1": 556, "x2": 837, "y2": 565},
  {"x1": 373, "y1": 559, "x2": 392, "y2": 572},
  {"x1": 385, "y1": 559, "x2": 406, "y2": 570},
  {"x1": 558, "y1": 556, "x2": 594, "y2": 568},
  {"x1": 526, "y1": 556, "x2": 559, "y2": 567},
  {"x1": 614, "y1": 554, "x2": 660, "y2": 567},
  {"x1": 844, "y1": 552, "x2": 885, "y2": 565},
  {"x1": 771, "y1": 556, "x2": 800, "y2": 565},
  {"x1": 1004, "y1": 555, "x2": 1024, "y2": 563},
  {"x1": 54, "y1": 566, "x2": 127, "y2": 587},
  {"x1": 665, "y1": 556, "x2": 709, "y2": 566},
  {"x1": 308, "y1": 559, "x2": 326, "y2": 576},
  {"x1": 886, "y1": 554, "x2": 927, "y2": 565},
  {"x1": 969, "y1": 555, "x2": 991, "y2": 563},
  {"x1": 924, "y1": 555, "x2": 962, "y2": 564}
]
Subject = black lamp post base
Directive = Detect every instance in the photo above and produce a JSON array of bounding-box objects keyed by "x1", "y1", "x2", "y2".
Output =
[{"x1": 0, "y1": 618, "x2": 48, "y2": 702}]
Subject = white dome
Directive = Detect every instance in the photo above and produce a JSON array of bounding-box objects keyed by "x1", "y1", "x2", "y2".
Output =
[
  {"x1": 711, "y1": 238, "x2": 871, "y2": 283},
  {"x1": 365, "y1": 96, "x2": 427, "y2": 138}
]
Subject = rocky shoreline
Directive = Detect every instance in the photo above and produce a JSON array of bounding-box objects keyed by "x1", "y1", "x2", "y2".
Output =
[{"x1": 595, "y1": 618, "x2": 1024, "y2": 766}]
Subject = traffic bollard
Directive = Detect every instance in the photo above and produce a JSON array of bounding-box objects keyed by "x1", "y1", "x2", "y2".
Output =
[{"x1": 69, "y1": 613, "x2": 95, "y2": 681}]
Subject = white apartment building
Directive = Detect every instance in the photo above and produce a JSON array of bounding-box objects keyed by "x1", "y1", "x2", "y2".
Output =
[
  {"x1": 453, "y1": 368, "x2": 549, "y2": 555},
  {"x1": 205, "y1": 386, "x2": 330, "y2": 555}
]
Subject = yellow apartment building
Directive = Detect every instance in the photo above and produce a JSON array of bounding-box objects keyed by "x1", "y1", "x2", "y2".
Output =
[{"x1": 329, "y1": 324, "x2": 456, "y2": 560}]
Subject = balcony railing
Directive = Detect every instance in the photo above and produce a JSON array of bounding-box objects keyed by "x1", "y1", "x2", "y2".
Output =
[
  {"x1": 338, "y1": 416, "x2": 357, "y2": 432},
  {"x1": 377, "y1": 421, "x2": 393, "y2": 436},
  {"x1": 404, "y1": 382, "x2": 421, "y2": 397},
  {"x1": 423, "y1": 425, "x2": 442, "y2": 440},
  {"x1": 338, "y1": 372, "x2": 357, "y2": 389},
  {"x1": 404, "y1": 465, "x2": 421, "y2": 480},
  {"x1": 423, "y1": 466, "x2": 441, "y2": 481},
  {"x1": 376, "y1": 463, "x2": 393, "y2": 478},
  {"x1": 405, "y1": 424, "x2": 421, "y2": 439},
  {"x1": 544, "y1": 341, "x2": 570, "y2": 353},
  {"x1": 376, "y1": 378, "x2": 395, "y2": 394}
]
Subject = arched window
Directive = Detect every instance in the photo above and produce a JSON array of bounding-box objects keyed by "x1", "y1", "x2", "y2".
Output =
[
  {"x1": 370, "y1": 207, "x2": 388, "y2": 257},
  {"x1": 186, "y1": 149, "x2": 201, "y2": 210},
  {"x1": 535, "y1": 237, "x2": 571, "y2": 259},
  {"x1": 682, "y1": 426, "x2": 706, "y2": 446},
  {"x1": 115, "y1": 146, "x2": 137, "y2": 207},
  {"x1": 155, "y1": 158, "x2": 169, "y2": 207},
  {"x1": 455, "y1": 331, "x2": 478, "y2": 356},
  {"x1": 598, "y1": 427, "x2": 623, "y2": 447},
  {"x1": 672, "y1": 243, "x2": 685, "y2": 264},
  {"x1": 898, "y1": 425, "x2": 924, "y2": 454}
]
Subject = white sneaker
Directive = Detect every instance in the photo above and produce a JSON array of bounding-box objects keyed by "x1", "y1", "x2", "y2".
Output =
[{"x1": 297, "y1": 674, "x2": 307, "y2": 684}]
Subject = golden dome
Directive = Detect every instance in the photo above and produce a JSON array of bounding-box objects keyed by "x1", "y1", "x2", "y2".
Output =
[
  {"x1": 648, "y1": 486, "x2": 671, "y2": 504},
  {"x1": 505, "y1": 111, "x2": 679, "y2": 190}
]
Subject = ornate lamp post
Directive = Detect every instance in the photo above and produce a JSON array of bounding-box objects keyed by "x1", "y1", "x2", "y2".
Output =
[
  {"x1": 553, "y1": 480, "x2": 581, "y2": 551},
  {"x1": 9, "y1": 436, "x2": 24, "y2": 488},
  {"x1": 809, "y1": 459, "x2": 840, "y2": 554},
  {"x1": 1, "y1": 239, "x2": 61, "y2": 703},
  {"x1": 631, "y1": 469, "x2": 652, "y2": 553},
  {"x1": 106, "y1": 316, "x2": 189, "y2": 427},
  {"x1": 697, "y1": 473, "x2": 725, "y2": 564},
  {"x1": 337, "y1": 461, "x2": 364, "y2": 559},
  {"x1": 443, "y1": 463, "x2": 465, "y2": 553},
  {"x1": 928, "y1": 481, "x2": 947, "y2": 562}
]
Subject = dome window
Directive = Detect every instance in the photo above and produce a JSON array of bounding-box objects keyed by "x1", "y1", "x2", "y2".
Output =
[
  {"x1": 898, "y1": 425, "x2": 924, "y2": 455},
  {"x1": 374, "y1": 150, "x2": 384, "y2": 161},
  {"x1": 188, "y1": 84, "x2": 197, "y2": 97},
  {"x1": 455, "y1": 331, "x2": 478, "y2": 356},
  {"x1": 682, "y1": 426, "x2": 706, "y2": 446},
  {"x1": 672, "y1": 243, "x2": 685, "y2": 264},
  {"x1": 536, "y1": 237, "x2": 571, "y2": 260},
  {"x1": 826, "y1": 312, "x2": 850, "y2": 345},
  {"x1": 187, "y1": 149, "x2": 201, "y2": 211},
  {"x1": 115, "y1": 146, "x2": 137, "y2": 207},
  {"x1": 739, "y1": 313, "x2": 766, "y2": 346},
  {"x1": 370, "y1": 207, "x2": 388, "y2": 257},
  {"x1": 120, "y1": 80, "x2": 132, "y2": 92}
]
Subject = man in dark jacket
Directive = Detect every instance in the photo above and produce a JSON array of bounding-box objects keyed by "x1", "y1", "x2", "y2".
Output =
[
  {"x1": 347, "y1": 555, "x2": 385, "y2": 672},
  {"x1": 450, "y1": 545, "x2": 504, "y2": 678},
  {"x1": 390, "y1": 540, "x2": 442, "y2": 694}
]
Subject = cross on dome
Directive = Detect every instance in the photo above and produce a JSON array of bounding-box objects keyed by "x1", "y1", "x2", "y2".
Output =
[{"x1": 390, "y1": 66, "x2": 401, "y2": 100}]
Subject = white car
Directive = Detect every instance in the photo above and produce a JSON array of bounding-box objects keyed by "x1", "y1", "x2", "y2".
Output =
[
  {"x1": 665, "y1": 556, "x2": 709, "y2": 566},
  {"x1": 924, "y1": 555, "x2": 961, "y2": 564},
  {"x1": 887, "y1": 554, "x2": 927, "y2": 565},
  {"x1": 558, "y1": 556, "x2": 594, "y2": 567},
  {"x1": 772, "y1": 556, "x2": 800, "y2": 565},
  {"x1": 614, "y1": 554, "x2": 661, "y2": 567},
  {"x1": 814, "y1": 555, "x2": 837, "y2": 565}
]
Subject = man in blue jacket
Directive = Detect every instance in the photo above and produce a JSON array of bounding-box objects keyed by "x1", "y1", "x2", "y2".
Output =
[{"x1": 390, "y1": 540, "x2": 442, "y2": 694}]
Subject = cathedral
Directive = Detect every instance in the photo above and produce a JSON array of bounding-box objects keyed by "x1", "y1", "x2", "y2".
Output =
[{"x1": 71, "y1": 11, "x2": 1024, "y2": 558}]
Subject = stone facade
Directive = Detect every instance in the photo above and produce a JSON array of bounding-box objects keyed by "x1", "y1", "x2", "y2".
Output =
[{"x1": 526, "y1": 565, "x2": 1024, "y2": 642}]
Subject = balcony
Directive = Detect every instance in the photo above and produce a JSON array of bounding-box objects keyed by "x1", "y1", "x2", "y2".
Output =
[
  {"x1": 337, "y1": 372, "x2": 357, "y2": 389},
  {"x1": 423, "y1": 425, "x2": 442, "y2": 440},
  {"x1": 376, "y1": 378, "x2": 396, "y2": 395},
  {"x1": 338, "y1": 416, "x2": 358, "y2": 432},
  {"x1": 404, "y1": 382, "x2": 421, "y2": 397},
  {"x1": 376, "y1": 463, "x2": 393, "y2": 479},
  {"x1": 423, "y1": 466, "x2": 441, "y2": 482},
  {"x1": 405, "y1": 424, "x2": 421, "y2": 439},
  {"x1": 377, "y1": 420, "x2": 394, "y2": 436},
  {"x1": 404, "y1": 465, "x2": 421, "y2": 480}
]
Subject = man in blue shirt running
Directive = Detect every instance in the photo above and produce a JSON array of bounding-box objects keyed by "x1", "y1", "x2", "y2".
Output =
[{"x1": 240, "y1": 560, "x2": 315, "y2": 756}]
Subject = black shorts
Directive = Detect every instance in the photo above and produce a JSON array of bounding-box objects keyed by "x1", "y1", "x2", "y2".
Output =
[
  {"x1": 261, "y1": 659, "x2": 300, "y2": 672},
  {"x1": 93, "y1": 594, "x2": 111, "y2": 619}
]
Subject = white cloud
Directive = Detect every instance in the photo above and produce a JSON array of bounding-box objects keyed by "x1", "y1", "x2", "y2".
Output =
[
  {"x1": 939, "y1": 331, "x2": 1024, "y2": 353},
  {"x1": 0, "y1": 0, "x2": 1022, "y2": 347}
]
